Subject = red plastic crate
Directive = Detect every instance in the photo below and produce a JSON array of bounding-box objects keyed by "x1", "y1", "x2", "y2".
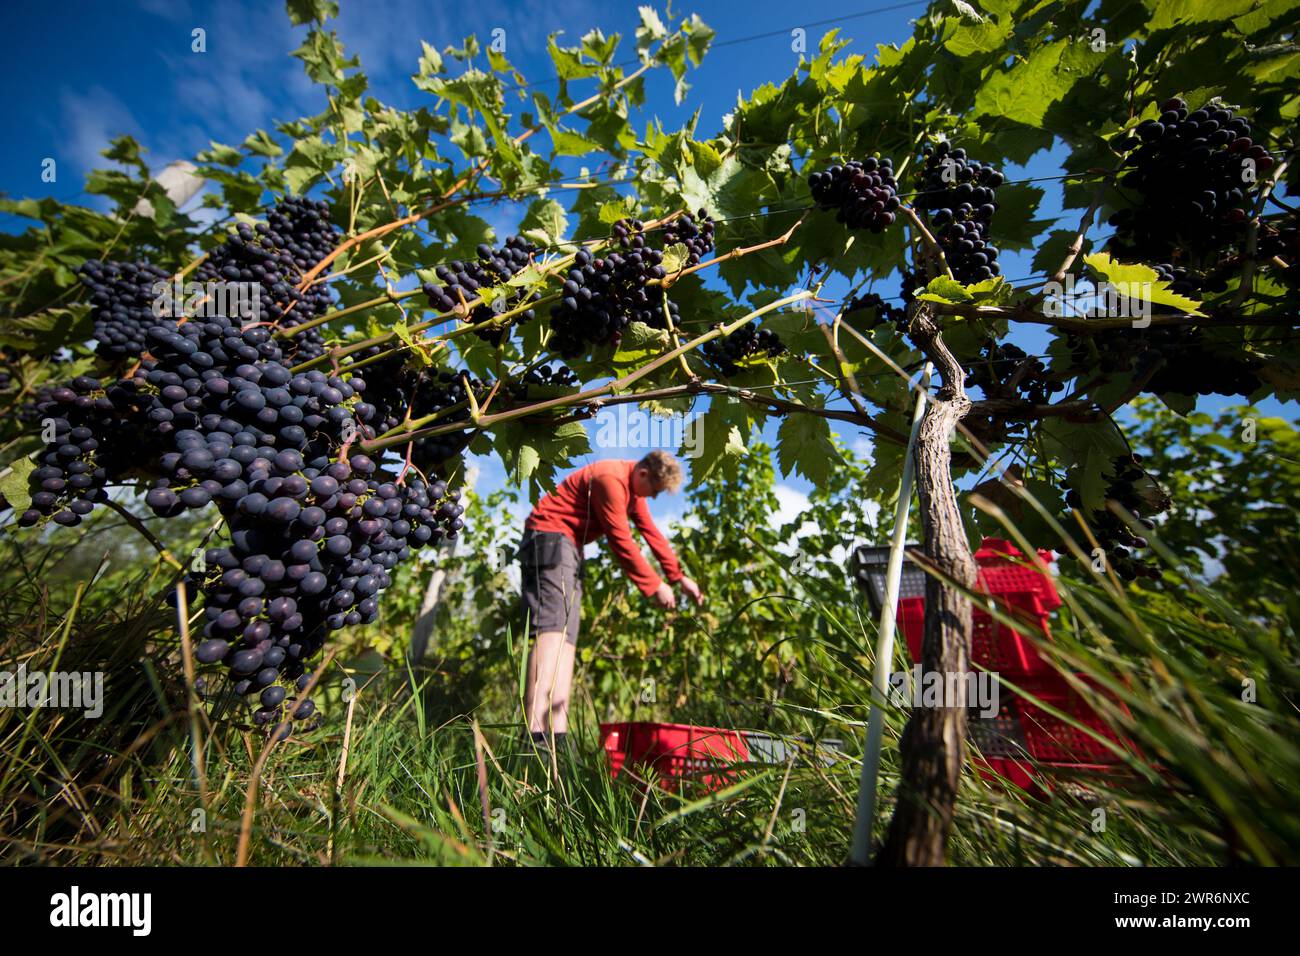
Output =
[
  {"x1": 974, "y1": 538, "x2": 1062, "y2": 611},
  {"x1": 897, "y1": 539, "x2": 1059, "y2": 675},
  {"x1": 601, "y1": 722, "x2": 751, "y2": 792},
  {"x1": 974, "y1": 755, "x2": 1128, "y2": 798},
  {"x1": 965, "y1": 671, "x2": 1137, "y2": 795},
  {"x1": 900, "y1": 592, "x2": 1055, "y2": 673},
  {"x1": 1013, "y1": 675, "x2": 1134, "y2": 764}
]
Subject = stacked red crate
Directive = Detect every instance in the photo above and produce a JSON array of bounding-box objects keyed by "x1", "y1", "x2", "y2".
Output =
[
  {"x1": 897, "y1": 538, "x2": 1136, "y2": 791},
  {"x1": 897, "y1": 537, "x2": 1061, "y2": 675}
]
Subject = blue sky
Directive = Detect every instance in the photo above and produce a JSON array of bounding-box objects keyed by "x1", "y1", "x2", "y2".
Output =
[{"x1": 1, "y1": 0, "x2": 1292, "y2": 537}]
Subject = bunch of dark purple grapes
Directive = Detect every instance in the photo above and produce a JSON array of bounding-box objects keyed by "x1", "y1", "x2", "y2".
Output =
[
  {"x1": 130, "y1": 323, "x2": 372, "y2": 520},
  {"x1": 17, "y1": 377, "x2": 130, "y2": 527},
  {"x1": 1141, "y1": 336, "x2": 1260, "y2": 397},
  {"x1": 1150, "y1": 262, "x2": 1219, "y2": 297},
  {"x1": 808, "y1": 157, "x2": 900, "y2": 232},
  {"x1": 15, "y1": 299, "x2": 472, "y2": 733},
  {"x1": 1061, "y1": 455, "x2": 1161, "y2": 582},
  {"x1": 1108, "y1": 98, "x2": 1274, "y2": 268},
  {"x1": 422, "y1": 236, "x2": 541, "y2": 346},
  {"x1": 334, "y1": 347, "x2": 412, "y2": 439},
  {"x1": 19, "y1": 315, "x2": 359, "y2": 526},
  {"x1": 912, "y1": 143, "x2": 1004, "y2": 284},
  {"x1": 1067, "y1": 325, "x2": 1259, "y2": 397},
  {"x1": 701, "y1": 322, "x2": 786, "y2": 377},
  {"x1": 190, "y1": 458, "x2": 463, "y2": 734},
  {"x1": 344, "y1": 351, "x2": 486, "y2": 472},
  {"x1": 1259, "y1": 213, "x2": 1300, "y2": 286},
  {"x1": 844, "y1": 292, "x2": 907, "y2": 332},
  {"x1": 549, "y1": 220, "x2": 681, "y2": 358},
  {"x1": 512, "y1": 363, "x2": 578, "y2": 399},
  {"x1": 77, "y1": 260, "x2": 173, "y2": 360},
  {"x1": 195, "y1": 196, "x2": 340, "y2": 364},
  {"x1": 661, "y1": 210, "x2": 716, "y2": 265},
  {"x1": 964, "y1": 341, "x2": 1065, "y2": 405}
]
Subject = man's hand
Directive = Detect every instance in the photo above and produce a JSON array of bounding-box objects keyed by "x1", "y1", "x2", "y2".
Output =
[
  {"x1": 652, "y1": 582, "x2": 676, "y2": 609},
  {"x1": 678, "y1": 577, "x2": 704, "y2": 606}
]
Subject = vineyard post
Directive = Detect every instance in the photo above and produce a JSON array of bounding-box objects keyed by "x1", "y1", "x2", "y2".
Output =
[
  {"x1": 850, "y1": 361, "x2": 932, "y2": 865},
  {"x1": 409, "y1": 535, "x2": 457, "y2": 667}
]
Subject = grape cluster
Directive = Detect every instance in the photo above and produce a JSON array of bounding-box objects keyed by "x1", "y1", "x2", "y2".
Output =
[
  {"x1": 402, "y1": 381, "x2": 481, "y2": 470},
  {"x1": 1142, "y1": 340, "x2": 1260, "y2": 397},
  {"x1": 18, "y1": 299, "x2": 470, "y2": 732},
  {"x1": 808, "y1": 157, "x2": 900, "y2": 232},
  {"x1": 1062, "y1": 456, "x2": 1160, "y2": 581},
  {"x1": 195, "y1": 197, "x2": 340, "y2": 364},
  {"x1": 190, "y1": 461, "x2": 463, "y2": 729},
  {"x1": 700, "y1": 322, "x2": 786, "y2": 377},
  {"x1": 1068, "y1": 327, "x2": 1259, "y2": 397},
  {"x1": 347, "y1": 352, "x2": 484, "y2": 472},
  {"x1": 422, "y1": 236, "x2": 541, "y2": 346},
  {"x1": 17, "y1": 377, "x2": 123, "y2": 527},
  {"x1": 548, "y1": 220, "x2": 679, "y2": 358},
  {"x1": 1108, "y1": 99, "x2": 1273, "y2": 265},
  {"x1": 661, "y1": 210, "x2": 716, "y2": 265},
  {"x1": 128, "y1": 320, "x2": 372, "y2": 519},
  {"x1": 1150, "y1": 262, "x2": 1219, "y2": 297},
  {"x1": 1259, "y1": 214, "x2": 1300, "y2": 286},
  {"x1": 77, "y1": 260, "x2": 173, "y2": 360},
  {"x1": 513, "y1": 363, "x2": 578, "y2": 399},
  {"x1": 964, "y1": 341, "x2": 1065, "y2": 405},
  {"x1": 844, "y1": 292, "x2": 907, "y2": 332},
  {"x1": 338, "y1": 345, "x2": 411, "y2": 431},
  {"x1": 913, "y1": 143, "x2": 1004, "y2": 283}
]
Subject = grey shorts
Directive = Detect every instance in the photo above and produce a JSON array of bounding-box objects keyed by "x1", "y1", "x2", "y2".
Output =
[{"x1": 518, "y1": 530, "x2": 584, "y2": 645}]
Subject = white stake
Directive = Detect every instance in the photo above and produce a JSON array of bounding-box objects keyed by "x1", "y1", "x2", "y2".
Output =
[{"x1": 850, "y1": 361, "x2": 932, "y2": 865}]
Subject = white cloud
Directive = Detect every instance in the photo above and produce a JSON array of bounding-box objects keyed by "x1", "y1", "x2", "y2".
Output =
[
  {"x1": 57, "y1": 86, "x2": 142, "y2": 174},
  {"x1": 159, "y1": 3, "x2": 318, "y2": 145},
  {"x1": 770, "y1": 484, "x2": 812, "y2": 532}
]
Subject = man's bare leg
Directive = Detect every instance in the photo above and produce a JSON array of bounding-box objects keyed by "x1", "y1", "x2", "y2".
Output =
[{"x1": 525, "y1": 631, "x2": 576, "y2": 734}]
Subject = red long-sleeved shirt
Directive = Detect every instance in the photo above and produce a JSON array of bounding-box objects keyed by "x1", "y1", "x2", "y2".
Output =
[{"x1": 525, "y1": 459, "x2": 684, "y2": 596}]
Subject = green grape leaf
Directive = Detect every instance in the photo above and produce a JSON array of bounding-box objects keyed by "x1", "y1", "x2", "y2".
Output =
[
  {"x1": 549, "y1": 127, "x2": 603, "y2": 157},
  {"x1": 660, "y1": 242, "x2": 690, "y2": 275},
  {"x1": 1041, "y1": 418, "x2": 1131, "y2": 512},
  {"x1": 285, "y1": 0, "x2": 338, "y2": 26},
  {"x1": 198, "y1": 142, "x2": 242, "y2": 167},
  {"x1": 0, "y1": 455, "x2": 35, "y2": 515},
  {"x1": 519, "y1": 198, "x2": 568, "y2": 247},
  {"x1": 1143, "y1": 0, "x2": 1258, "y2": 31},
  {"x1": 917, "y1": 275, "x2": 974, "y2": 304},
  {"x1": 392, "y1": 320, "x2": 434, "y2": 367},
  {"x1": 691, "y1": 400, "x2": 750, "y2": 482},
  {"x1": 1083, "y1": 252, "x2": 1206, "y2": 316},
  {"x1": 777, "y1": 413, "x2": 842, "y2": 486},
  {"x1": 973, "y1": 40, "x2": 1080, "y2": 129}
]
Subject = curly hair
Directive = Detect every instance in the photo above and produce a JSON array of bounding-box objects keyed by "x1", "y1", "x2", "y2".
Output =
[{"x1": 636, "y1": 450, "x2": 683, "y2": 493}]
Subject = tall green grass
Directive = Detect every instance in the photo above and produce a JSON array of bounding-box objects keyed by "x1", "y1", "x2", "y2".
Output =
[{"x1": 3, "y1": 496, "x2": 1295, "y2": 866}]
